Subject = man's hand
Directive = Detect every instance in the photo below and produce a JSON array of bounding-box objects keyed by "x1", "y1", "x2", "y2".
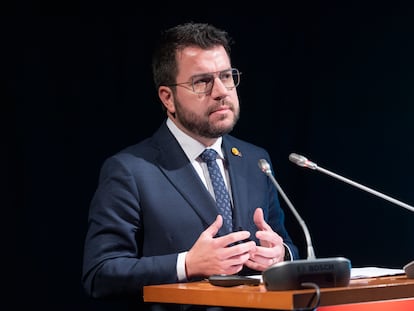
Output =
[
  {"x1": 244, "y1": 208, "x2": 286, "y2": 272},
  {"x1": 185, "y1": 215, "x2": 256, "y2": 278}
]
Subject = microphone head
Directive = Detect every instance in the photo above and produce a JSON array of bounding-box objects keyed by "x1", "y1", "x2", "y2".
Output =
[
  {"x1": 258, "y1": 159, "x2": 272, "y2": 175},
  {"x1": 289, "y1": 153, "x2": 317, "y2": 169},
  {"x1": 288, "y1": 153, "x2": 307, "y2": 166}
]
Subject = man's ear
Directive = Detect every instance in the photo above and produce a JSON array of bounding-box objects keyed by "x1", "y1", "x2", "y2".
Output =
[{"x1": 158, "y1": 86, "x2": 175, "y2": 114}]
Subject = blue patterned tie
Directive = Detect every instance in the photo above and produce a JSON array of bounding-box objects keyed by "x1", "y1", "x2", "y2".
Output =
[{"x1": 200, "y1": 149, "x2": 233, "y2": 233}]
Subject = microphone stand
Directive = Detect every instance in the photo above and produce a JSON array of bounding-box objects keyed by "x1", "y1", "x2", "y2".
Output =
[
  {"x1": 288, "y1": 153, "x2": 414, "y2": 213},
  {"x1": 289, "y1": 153, "x2": 414, "y2": 278}
]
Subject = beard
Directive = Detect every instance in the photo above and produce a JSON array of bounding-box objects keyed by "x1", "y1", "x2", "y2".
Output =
[{"x1": 174, "y1": 98, "x2": 240, "y2": 139}]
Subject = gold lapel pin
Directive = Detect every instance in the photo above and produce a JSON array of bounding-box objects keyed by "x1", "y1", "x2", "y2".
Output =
[{"x1": 231, "y1": 147, "x2": 242, "y2": 157}]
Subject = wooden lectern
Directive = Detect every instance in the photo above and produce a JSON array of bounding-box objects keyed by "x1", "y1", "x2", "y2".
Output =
[{"x1": 143, "y1": 275, "x2": 414, "y2": 310}]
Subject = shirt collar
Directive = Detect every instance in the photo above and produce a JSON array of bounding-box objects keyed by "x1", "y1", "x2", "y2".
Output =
[{"x1": 166, "y1": 118, "x2": 224, "y2": 161}]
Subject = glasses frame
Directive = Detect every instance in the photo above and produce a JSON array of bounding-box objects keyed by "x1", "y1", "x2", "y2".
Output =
[{"x1": 166, "y1": 68, "x2": 241, "y2": 94}]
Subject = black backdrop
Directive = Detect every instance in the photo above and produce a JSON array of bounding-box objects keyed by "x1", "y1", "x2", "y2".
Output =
[{"x1": 7, "y1": 2, "x2": 414, "y2": 310}]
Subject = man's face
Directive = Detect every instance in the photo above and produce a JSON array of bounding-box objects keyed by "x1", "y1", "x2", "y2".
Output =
[{"x1": 162, "y1": 45, "x2": 240, "y2": 144}]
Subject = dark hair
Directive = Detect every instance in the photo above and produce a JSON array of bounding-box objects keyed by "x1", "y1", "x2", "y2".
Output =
[{"x1": 151, "y1": 22, "x2": 234, "y2": 90}]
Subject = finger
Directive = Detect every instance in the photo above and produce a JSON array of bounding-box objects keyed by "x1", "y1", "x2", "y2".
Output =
[
  {"x1": 226, "y1": 252, "x2": 252, "y2": 267},
  {"x1": 256, "y1": 230, "x2": 283, "y2": 244},
  {"x1": 253, "y1": 244, "x2": 280, "y2": 260},
  {"x1": 253, "y1": 207, "x2": 272, "y2": 231},
  {"x1": 203, "y1": 215, "x2": 223, "y2": 238},
  {"x1": 244, "y1": 258, "x2": 268, "y2": 272},
  {"x1": 256, "y1": 229, "x2": 284, "y2": 249},
  {"x1": 227, "y1": 240, "x2": 256, "y2": 256}
]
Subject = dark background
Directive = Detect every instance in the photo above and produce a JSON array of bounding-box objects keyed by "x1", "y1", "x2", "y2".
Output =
[{"x1": 7, "y1": 2, "x2": 414, "y2": 310}]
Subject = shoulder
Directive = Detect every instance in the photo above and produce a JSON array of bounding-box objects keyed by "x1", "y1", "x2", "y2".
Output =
[
  {"x1": 106, "y1": 122, "x2": 172, "y2": 164},
  {"x1": 223, "y1": 134, "x2": 269, "y2": 155}
]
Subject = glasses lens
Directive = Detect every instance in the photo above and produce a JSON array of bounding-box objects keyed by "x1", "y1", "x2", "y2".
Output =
[
  {"x1": 230, "y1": 68, "x2": 240, "y2": 88},
  {"x1": 192, "y1": 74, "x2": 214, "y2": 94},
  {"x1": 191, "y1": 68, "x2": 240, "y2": 94}
]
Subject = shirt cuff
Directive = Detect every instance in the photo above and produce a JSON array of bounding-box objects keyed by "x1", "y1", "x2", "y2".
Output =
[{"x1": 177, "y1": 251, "x2": 188, "y2": 282}]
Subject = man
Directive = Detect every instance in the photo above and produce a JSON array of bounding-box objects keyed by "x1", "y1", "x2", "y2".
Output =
[{"x1": 82, "y1": 22, "x2": 299, "y2": 310}]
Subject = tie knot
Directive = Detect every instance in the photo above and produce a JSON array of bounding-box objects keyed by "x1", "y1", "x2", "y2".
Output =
[{"x1": 200, "y1": 149, "x2": 218, "y2": 163}]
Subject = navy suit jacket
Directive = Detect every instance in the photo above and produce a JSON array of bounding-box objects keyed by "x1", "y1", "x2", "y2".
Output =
[{"x1": 82, "y1": 121, "x2": 298, "y2": 308}]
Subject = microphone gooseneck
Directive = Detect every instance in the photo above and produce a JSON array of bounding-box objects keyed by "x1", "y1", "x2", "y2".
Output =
[
  {"x1": 258, "y1": 159, "x2": 316, "y2": 260},
  {"x1": 288, "y1": 153, "x2": 414, "y2": 213},
  {"x1": 258, "y1": 159, "x2": 351, "y2": 291}
]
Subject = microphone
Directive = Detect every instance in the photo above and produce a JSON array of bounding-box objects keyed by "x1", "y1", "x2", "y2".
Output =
[
  {"x1": 258, "y1": 159, "x2": 316, "y2": 260},
  {"x1": 258, "y1": 159, "x2": 351, "y2": 291},
  {"x1": 289, "y1": 153, "x2": 414, "y2": 279},
  {"x1": 288, "y1": 153, "x2": 414, "y2": 213}
]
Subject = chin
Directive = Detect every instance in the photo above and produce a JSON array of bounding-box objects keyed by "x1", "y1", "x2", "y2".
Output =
[{"x1": 217, "y1": 122, "x2": 236, "y2": 135}]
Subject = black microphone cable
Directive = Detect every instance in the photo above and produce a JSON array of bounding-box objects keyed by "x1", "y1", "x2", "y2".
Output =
[{"x1": 297, "y1": 282, "x2": 321, "y2": 311}]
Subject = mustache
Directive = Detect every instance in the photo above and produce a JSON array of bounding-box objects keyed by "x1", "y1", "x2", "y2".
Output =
[{"x1": 209, "y1": 100, "x2": 234, "y2": 112}]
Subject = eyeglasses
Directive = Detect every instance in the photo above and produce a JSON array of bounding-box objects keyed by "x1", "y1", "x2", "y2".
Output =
[{"x1": 166, "y1": 68, "x2": 241, "y2": 94}]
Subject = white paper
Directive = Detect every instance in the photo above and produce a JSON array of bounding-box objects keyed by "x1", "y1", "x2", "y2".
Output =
[
  {"x1": 250, "y1": 266, "x2": 405, "y2": 283},
  {"x1": 351, "y1": 267, "x2": 405, "y2": 279}
]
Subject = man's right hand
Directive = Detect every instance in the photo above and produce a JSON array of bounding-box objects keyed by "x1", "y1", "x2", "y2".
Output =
[{"x1": 185, "y1": 215, "x2": 256, "y2": 278}]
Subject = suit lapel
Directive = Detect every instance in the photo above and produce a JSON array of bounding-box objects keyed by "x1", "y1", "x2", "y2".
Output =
[
  {"x1": 222, "y1": 138, "x2": 250, "y2": 230},
  {"x1": 152, "y1": 123, "x2": 219, "y2": 229}
]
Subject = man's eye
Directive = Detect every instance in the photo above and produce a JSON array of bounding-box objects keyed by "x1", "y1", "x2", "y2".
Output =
[
  {"x1": 193, "y1": 76, "x2": 213, "y2": 85},
  {"x1": 220, "y1": 73, "x2": 232, "y2": 80}
]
